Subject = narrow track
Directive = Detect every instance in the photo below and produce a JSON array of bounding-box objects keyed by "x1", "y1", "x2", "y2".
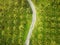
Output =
[{"x1": 25, "y1": 0, "x2": 36, "y2": 45}]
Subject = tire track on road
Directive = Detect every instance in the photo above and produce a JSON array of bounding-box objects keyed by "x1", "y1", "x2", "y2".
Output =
[{"x1": 25, "y1": 0, "x2": 36, "y2": 45}]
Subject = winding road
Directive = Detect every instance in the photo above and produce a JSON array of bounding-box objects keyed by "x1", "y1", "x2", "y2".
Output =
[{"x1": 25, "y1": 0, "x2": 36, "y2": 45}]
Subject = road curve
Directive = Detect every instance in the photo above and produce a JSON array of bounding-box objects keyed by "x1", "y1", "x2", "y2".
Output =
[{"x1": 25, "y1": 0, "x2": 36, "y2": 45}]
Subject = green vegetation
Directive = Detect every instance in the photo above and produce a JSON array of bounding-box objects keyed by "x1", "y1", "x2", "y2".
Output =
[
  {"x1": 0, "y1": 0, "x2": 32, "y2": 45},
  {"x1": 30, "y1": 0, "x2": 60, "y2": 45},
  {"x1": 0, "y1": 0, "x2": 60, "y2": 45}
]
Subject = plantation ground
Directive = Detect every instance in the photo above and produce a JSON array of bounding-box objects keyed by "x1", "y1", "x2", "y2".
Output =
[
  {"x1": 0, "y1": 0, "x2": 32, "y2": 45},
  {"x1": 0, "y1": 0, "x2": 60, "y2": 45}
]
